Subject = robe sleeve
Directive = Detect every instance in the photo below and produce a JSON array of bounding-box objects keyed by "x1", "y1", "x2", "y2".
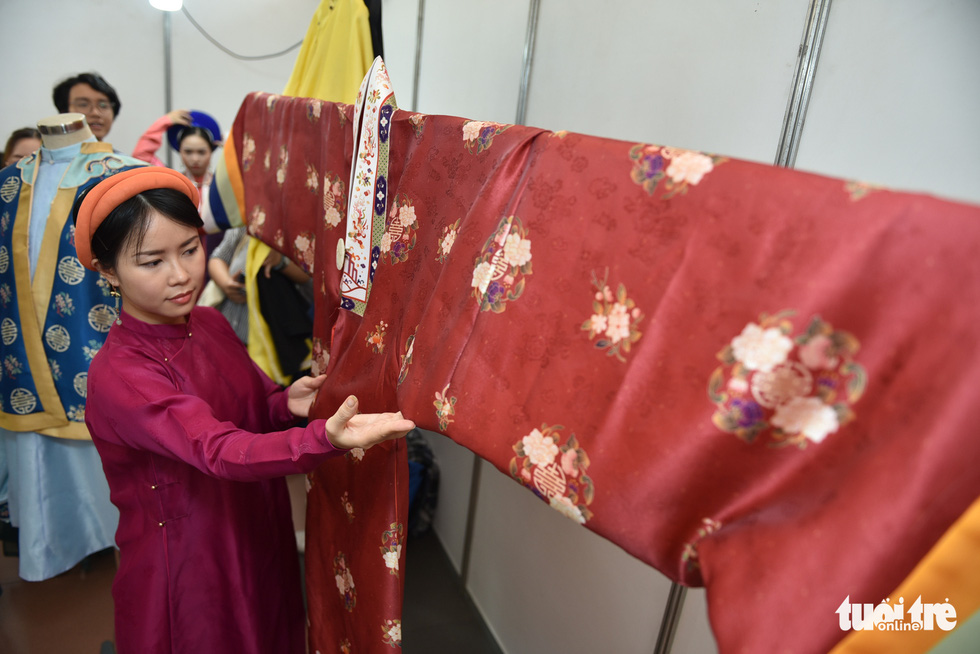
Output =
[
  {"x1": 86, "y1": 342, "x2": 342, "y2": 483},
  {"x1": 131, "y1": 114, "x2": 171, "y2": 167}
]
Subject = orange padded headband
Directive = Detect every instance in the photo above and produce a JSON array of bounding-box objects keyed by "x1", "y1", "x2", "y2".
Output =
[{"x1": 74, "y1": 166, "x2": 200, "y2": 270}]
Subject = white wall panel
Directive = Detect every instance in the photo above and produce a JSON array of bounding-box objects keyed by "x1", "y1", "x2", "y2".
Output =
[
  {"x1": 795, "y1": 0, "x2": 980, "y2": 204},
  {"x1": 418, "y1": 429, "x2": 475, "y2": 571},
  {"x1": 411, "y1": 0, "x2": 528, "y2": 124},
  {"x1": 466, "y1": 461, "x2": 669, "y2": 654},
  {"x1": 524, "y1": 0, "x2": 810, "y2": 163}
]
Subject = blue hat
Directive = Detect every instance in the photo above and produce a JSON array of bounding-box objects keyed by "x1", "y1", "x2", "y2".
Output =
[{"x1": 166, "y1": 110, "x2": 222, "y2": 151}]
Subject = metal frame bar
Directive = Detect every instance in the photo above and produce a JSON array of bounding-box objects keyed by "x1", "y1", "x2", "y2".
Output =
[
  {"x1": 411, "y1": 0, "x2": 426, "y2": 112},
  {"x1": 774, "y1": 0, "x2": 833, "y2": 168},
  {"x1": 459, "y1": 454, "x2": 483, "y2": 584},
  {"x1": 515, "y1": 0, "x2": 541, "y2": 125},
  {"x1": 163, "y1": 12, "x2": 174, "y2": 168},
  {"x1": 653, "y1": 582, "x2": 688, "y2": 654}
]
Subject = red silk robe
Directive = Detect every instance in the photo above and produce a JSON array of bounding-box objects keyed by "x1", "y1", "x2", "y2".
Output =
[{"x1": 212, "y1": 75, "x2": 980, "y2": 652}]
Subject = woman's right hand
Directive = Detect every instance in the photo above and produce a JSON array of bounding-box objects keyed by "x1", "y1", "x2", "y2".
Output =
[{"x1": 325, "y1": 396, "x2": 415, "y2": 451}]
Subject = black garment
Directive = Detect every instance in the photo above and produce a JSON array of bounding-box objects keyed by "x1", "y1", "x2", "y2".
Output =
[
  {"x1": 255, "y1": 271, "x2": 313, "y2": 382},
  {"x1": 363, "y1": 0, "x2": 384, "y2": 60},
  {"x1": 406, "y1": 430, "x2": 439, "y2": 537}
]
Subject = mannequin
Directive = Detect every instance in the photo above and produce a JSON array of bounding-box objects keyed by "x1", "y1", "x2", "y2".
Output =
[
  {"x1": 0, "y1": 112, "x2": 145, "y2": 580},
  {"x1": 36, "y1": 112, "x2": 94, "y2": 149}
]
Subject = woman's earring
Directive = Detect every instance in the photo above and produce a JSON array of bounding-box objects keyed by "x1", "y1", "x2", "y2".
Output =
[{"x1": 109, "y1": 286, "x2": 122, "y2": 325}]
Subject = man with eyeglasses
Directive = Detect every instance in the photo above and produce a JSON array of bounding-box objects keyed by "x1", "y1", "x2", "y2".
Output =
[{"x1": 52, "y1": 72, "x2": 121, "y2": 142}]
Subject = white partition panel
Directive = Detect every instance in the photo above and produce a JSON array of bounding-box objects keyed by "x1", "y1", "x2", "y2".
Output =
[
  {"x1": 418, "y1": 430, "x2": 476, "y2": 571},
  {"x1": 524, "y1": 0, "x2": 810, "y2": 163},
  {"x1": 466, "y1": 461, "x2": 670, "y2": 654},
  {"x1": 671, "y1": 588, "x2": 719, "y2": 654},
  {"x1": 379, "y1": 0, "x2": 422, "y2": 107},
  {"x1": 795, "y1": 0, "x2": 980, "y2": 204},
  {"x1": 412, "y1": 0, "x2": 529, "y2": 124}
]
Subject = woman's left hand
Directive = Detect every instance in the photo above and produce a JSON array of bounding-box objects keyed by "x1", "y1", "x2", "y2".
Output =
[{"x1": 287, "y1": 374, "x2": 327, "y2": 418}]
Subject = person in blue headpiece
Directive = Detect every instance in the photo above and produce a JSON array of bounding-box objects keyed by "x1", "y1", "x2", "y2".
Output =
[{"x1": 132, "y1": 109, "x2": 222, "y2": 207}]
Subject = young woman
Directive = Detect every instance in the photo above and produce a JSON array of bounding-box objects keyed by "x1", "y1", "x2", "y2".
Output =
[
  {"x1": 73, "y1": 166, "x2": 414, "y2": 654},
  {"x1": 2, "y1": 127, "x2": 41, "y2": 166}
]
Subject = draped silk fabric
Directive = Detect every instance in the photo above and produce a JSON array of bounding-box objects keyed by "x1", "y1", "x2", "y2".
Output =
[{"x1": 214, "y1": 64, "x2": 980, "y2": 652}]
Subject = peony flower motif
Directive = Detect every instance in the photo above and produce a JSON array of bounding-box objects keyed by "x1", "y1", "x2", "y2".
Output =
[
  {"x1": 463, "y1": 121, "x2": 486, "y2": 142},
  {"x1": 731, "y1": 323, "x2": 793, "y2": 372},
  {"x1": 798, "y1": 334, "x2": 840, "y2": 370},
  {"x1": 335, "y1": 570, "x2": 353, "y2": 594},
  {"x1": 503, "y1": 233, "x2": 532, "y2": 267},
  {"x1": 380, "y1": 232, "x2": 392, "y2": 253},
  {"x1": 294, "y1": 234, "x2": 311, "y2": 253},
  {"x1": 605, "y1": 303, "x2": 632, "y2": 344},
  {"x1": 399, "y1": 205, "x2": 417, "y2": 228},
  {"x1": 666, "y1": 150, "x2": 714, "y2": 185},
  {"x1": 561, "y1": 448, "x2": 580, "y2": 478},
  {"x1": 522, "y1": 428, "x2": 559, "y2": 466},
  {"x1": 242, "y1": 136, "x2": 255, "y2": 162},
  {"x1": 589, "y1": 313, "x2": 608, "y2": 335},
  {"x1": 471, "y1": 261, "x2": 493, "y2": 295},
  {"x1": 325, "y1": 206, "x2": 341, "y2": 228},
  {"x1": 727, "y1": 377, "x2": 749, "y2": 394},
  {"x1": 349, "y1": 447, "x2": 365, "y2": 461},
  {"x1": 771, "y1": 396, "x2": 839, "y2": 443},
  {"x1": 440, "y1": 229, "x2": 456, "y2": 256},
  {"x1": 550, "y1": 495, "x2": 586, "y2": 524},
  {"x1": 251, "y1": 206, "x2": 266, "y2": 230},
  {"x1": 383, "y1": 548, "x2": 400, "y2": 571}
]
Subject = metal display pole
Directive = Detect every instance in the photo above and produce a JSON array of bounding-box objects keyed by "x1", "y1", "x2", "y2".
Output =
[
  {"x1": 163, "y1": 11, "x2": 174, "y2": 168},
  {"x1": 411, "y1": 0, "x2": 426, "y2": 112},
  {"x1": 775, "y1": 0, "x2": 833, "y2": 168},
  {"x1": 653, "y1": 583, "x2": 688, "y2": 654},
  {"x1": 515, "y1": 0, "x2": 541, "y2": 125}
]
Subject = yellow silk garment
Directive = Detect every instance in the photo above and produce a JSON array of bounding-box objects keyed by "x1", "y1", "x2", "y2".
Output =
[{"x1": 245, "y1": 0, "x2": 374, "y2": 383}]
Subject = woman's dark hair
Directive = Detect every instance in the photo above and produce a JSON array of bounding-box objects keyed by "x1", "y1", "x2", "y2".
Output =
[
  {"x1": 72, "y1": 187, "x2": 203, "y2": 271},
  {"x1": 52, "y1": 72, "x2": 122, "y2": 117},
  {"x1": 178, "y1": 126, "x2": 218, "y2": 152},
  {"x1": 3, "y1": 127, "x2": 41, "y2": 164}
]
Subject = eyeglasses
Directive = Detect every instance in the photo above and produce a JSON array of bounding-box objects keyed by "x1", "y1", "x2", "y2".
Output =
[{"x1": 69, "y1": 99, "x2": 112, "y2": 113}]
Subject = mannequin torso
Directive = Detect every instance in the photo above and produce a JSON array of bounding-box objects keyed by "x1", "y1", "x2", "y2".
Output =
[{"x1": 36, "y1": 113, "x2": 94, "y2": 150}]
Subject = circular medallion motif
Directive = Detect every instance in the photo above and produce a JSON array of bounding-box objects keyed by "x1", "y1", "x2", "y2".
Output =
[
  {"x1": 750, "y1": 361, "x2": 813, "y2": 409},
  {"x1": 10, "y1": 388, "x2": 37, "y2": 415},
  {"x1": 708, "y1": 311, "x2": 867, "y2": 448},
  {"x1": 57, "y1": 256, "x2": 86, "y2": 285},
  {"x1": 88, "y1": 304, "x2": 116, "y2": 333},
  {"x1": 532, "y1": 461, "x2": 567, "y2": 499},
  {"x1": 45, "y1": 324, "x2": 71, "y2": 353},
  {"x1": 0, "y1": 245, "x2": 9, "y2": 274},
  {"x1": 1, "y1": 317, "x2": 17, "y2": 345},
  {"x1": 73, "y1": 372, "x2": 88, "y2": 398}
]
